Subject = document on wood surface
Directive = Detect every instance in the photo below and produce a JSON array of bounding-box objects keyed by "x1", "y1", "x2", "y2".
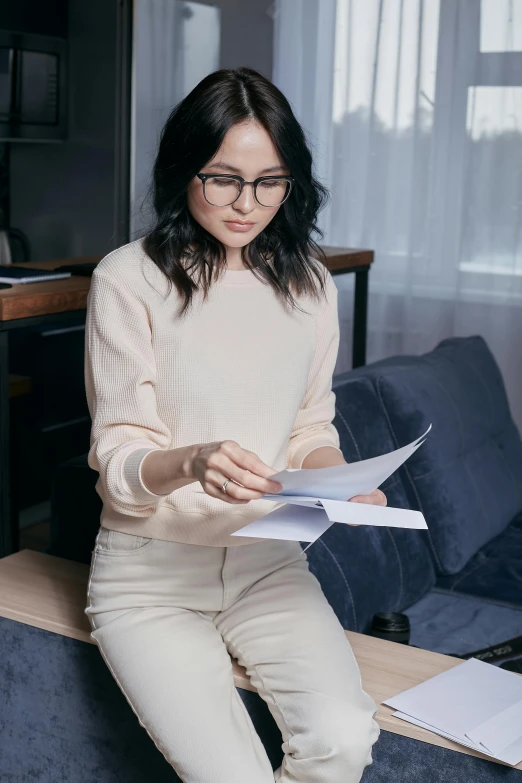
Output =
[
  {"x1": 231, "y1": 425, "x2": 431, "y2": 543},
  {"x1": 384, "y1": 658, "x2": 522, "y2": 766}
]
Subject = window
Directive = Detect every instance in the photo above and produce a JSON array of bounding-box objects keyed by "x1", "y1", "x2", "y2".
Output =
[{"x1": 480, "y1": 0, "x2": 522, "y2": 52}]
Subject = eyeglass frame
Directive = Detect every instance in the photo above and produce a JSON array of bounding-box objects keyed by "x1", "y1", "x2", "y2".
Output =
[{"x1": 196, "y1": 172, "x2": 295, "y2": 207}]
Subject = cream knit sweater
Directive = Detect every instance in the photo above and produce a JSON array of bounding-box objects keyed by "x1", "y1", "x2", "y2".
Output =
[{"x1": 84, "y1": 238, "x2": 343, "y2": 546}]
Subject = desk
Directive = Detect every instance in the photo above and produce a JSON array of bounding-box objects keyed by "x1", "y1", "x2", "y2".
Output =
[
  {"x1": 0, "y1": 257, "x2": 98, "y2": 560},
  {"x1": 0, "y1": 548, "x2": 519, "y2": 771},
  {"x1": 313, "y1": 246, "x2": 373, "y2": 369},
  {"x1": 0, "y1": 248, "x2": 373, "y2": 559}
]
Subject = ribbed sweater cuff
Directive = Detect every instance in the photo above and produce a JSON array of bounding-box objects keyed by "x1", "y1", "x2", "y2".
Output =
[
  {"x1": 122, "y1": 447, "x2": 170, "y2": 501},
  {"x1": 291, "y1": 438, "x2": 344, "y2": 470}
]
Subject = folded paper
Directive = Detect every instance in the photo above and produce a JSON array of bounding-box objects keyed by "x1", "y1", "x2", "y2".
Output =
[
  {"x1": 231, "y1": 425, "x2": 431, "y2": 543},
  {"x1": 264, "y1": 424, "x2": 432, "y2": 502},
  {"x1": 385, "y1": 658, "x2": 522, "y2": 766}
]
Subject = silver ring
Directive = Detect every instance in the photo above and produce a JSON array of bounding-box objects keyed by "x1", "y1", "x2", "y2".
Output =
[{"x1": 222, "y1": 479, "x2": 231, "y2": 494}]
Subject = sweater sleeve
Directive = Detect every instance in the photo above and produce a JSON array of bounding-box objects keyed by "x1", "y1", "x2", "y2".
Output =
[
  {"x1": 286, "y1": 269, "x2": 344, "y2": 469},
  {"x1": 84, "y1": 270, "x2": 172, "y2": 517}
]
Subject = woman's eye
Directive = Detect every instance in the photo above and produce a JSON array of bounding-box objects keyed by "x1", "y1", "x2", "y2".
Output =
[
  {"x1": 260, "y1": 180, "x2": 284, "y2": 189},
  {"x1": 212, "y1": 178, "x2": 235, "y2": 187}
]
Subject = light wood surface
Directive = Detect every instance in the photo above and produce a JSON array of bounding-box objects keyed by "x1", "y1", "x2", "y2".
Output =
[
  {"x1": 0, "y1": 248, "x2": 372, "y2": 322},
  {"x1": 0, "y1": 549, "x2": 518, "y2": 769}
]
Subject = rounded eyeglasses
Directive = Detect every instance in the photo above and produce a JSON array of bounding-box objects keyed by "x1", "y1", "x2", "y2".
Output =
[{"x1": 197, "y1": 173, "x2": 294, "y2": 208}]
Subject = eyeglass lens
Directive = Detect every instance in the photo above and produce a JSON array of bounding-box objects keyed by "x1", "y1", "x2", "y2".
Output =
[{"x1": 203, "y1": 176, "x2": 290, "y2": 207}]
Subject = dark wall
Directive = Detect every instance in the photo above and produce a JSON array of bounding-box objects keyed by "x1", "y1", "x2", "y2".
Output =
[
  {"x1": 0, "y1": 0, "x2": 68, "y2": 37},
  {"x1": 7, "y1": 0, "x2": 273, "y2": 261},
  {"x1": 5, "y1": 0, "x2": 275, "y2": 516},
  {"x1": 189, "y1": 0, "x2": 273, "y2": 77},
  {"x1": 8, "y1": 0, "x2": 119, "y2": 261},
  {"x1": 213, "y1": 0, "x2": 273, "y2": 77},
  {"x1": 5, "y1": 0, "x2": 119, "y2": 512}
]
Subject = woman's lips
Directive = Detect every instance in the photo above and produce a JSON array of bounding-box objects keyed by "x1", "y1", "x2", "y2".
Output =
[{"x1": 224, "y1": 221, "x2": 255, "y2": 232}]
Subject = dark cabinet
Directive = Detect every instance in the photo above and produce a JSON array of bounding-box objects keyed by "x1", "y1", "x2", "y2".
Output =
[{"x1": 9, "y1": 323, "x2": 91, "y2": 509}]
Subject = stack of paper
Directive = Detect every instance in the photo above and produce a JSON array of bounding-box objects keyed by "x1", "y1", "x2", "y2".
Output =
[
  {"x1": 384, "y1": 658, "x2": 522, "y2": 766},
  {"x1": 232, "y1": 425, "x2": 432, "y2": 546}
]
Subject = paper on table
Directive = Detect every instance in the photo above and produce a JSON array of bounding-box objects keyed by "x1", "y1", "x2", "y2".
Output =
[
  {"x1": 384, "y1": 658, "x2": 522, "y2": 766},
  {"x1": 391, "y1": 712, "x2": 522, "y2": 766},
  {"x1": 392, "y1": 712, "x2": 490, "y2": 752},
  {"x1": 465, "y1": 699, "x2": 522, "y2": 756}
]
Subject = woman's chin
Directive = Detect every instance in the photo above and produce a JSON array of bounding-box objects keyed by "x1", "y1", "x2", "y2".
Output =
[{"x1": 214, "y1": 231, "x2": 255, "y2": 249}]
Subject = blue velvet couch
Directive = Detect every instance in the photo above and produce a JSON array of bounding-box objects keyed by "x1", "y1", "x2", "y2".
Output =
[
  {"x1": 320, "y1": 334, "x2": 522, "y2": 656},
  {"x1": 7, "y1": 333, "x2": 518, "y2": 782}
]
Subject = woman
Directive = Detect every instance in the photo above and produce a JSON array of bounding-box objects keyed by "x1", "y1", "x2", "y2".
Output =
[{"x1": 84, "y1": 67, "x2": 384, "y2": 783}]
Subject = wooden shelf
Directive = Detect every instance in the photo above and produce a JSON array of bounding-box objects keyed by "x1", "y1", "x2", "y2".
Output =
[{"x1": 0, "y1": 257, "x2": 101, "y2": 322}]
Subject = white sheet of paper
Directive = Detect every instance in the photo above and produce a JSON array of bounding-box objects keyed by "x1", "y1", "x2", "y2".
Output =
[
  {"x1": 232, "y1": 503, "x2": 334, "y2": 542},
  {"x1": 392, "y1": 710, "x2": 522, "y2": 766},
  {"x1": 231, "y1": 496, "x2": 427, "y2": 541},
  {"x1": 465, "y1": 699, "x2": 522, "y2": 756},
  {"x1": 261, "y1": 495, "x2": 325, "y2": 508},
  {"x1": 384, "y1": 658, "x2": 522, "y2": 766},
  {"x1": 319, "y1": 499, "x2": 427, "y2": 529},
  {"x1": 391, "y1": 712, "x2": 522, "y2": 765},
  {"x1": 392, "y1": 711, "x2": 491, "y2": 752},
  {"x1": 263, "y1": 424, "x2": 432, "y2": 501},
  {"x1": 232, "y1": 425, "x2": 431, "y2": 540}
]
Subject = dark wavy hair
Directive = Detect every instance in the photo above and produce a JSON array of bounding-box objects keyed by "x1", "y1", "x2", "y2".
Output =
[{"x1": 143, "y1": 67, "x2": 330, "y2": 317}]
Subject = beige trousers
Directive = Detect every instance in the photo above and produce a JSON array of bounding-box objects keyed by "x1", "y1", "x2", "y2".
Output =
[{"x1": 84, "y1": 527, "x2": 380, "y2": 783}]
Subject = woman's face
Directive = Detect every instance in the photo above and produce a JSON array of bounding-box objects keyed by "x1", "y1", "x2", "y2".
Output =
[{"x1": 187, "y1": 120, "x2": 290, "y2": 251}]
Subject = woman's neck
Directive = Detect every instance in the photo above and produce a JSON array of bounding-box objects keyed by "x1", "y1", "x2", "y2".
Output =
[{"x1": 225, "y1": 245, "x2": 249, "y2": 271}]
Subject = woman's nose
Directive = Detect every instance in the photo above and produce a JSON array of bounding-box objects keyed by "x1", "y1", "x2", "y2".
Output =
[{"x1": 233, "y1": 183, "x2": 256, "y2": 212}]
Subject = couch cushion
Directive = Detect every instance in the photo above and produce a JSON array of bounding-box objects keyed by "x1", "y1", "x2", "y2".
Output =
[
  {"x1": 335, "y1": 336, "x2": 522, "y2": 576},
  {"x1": 404, "y1": 590, "x2": 522, "y2": 657},
  {"x1": 304, "y1": 375, "x2": 436, "y2": 633},
  {"x1": 436, "y1": 510, "x2": 522, "y2": 607},
  {"x1": 306, "y1": 523, "x2": 437, "y2": 634}
]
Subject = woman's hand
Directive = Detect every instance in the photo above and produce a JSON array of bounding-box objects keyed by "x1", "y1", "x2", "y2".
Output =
[
  {"x1": 191, "y1": 440, "x2": 283, "y2": 505},
  {"x1": 349, "y1": 489, "x2": 387, "y2": 506},
  {"x1": 346, "y1": 488, "x2": 387, "y2": 526}
]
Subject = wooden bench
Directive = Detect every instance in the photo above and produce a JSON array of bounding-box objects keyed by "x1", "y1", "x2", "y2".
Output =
[{"x1": 0, "y1": 549, "x2": 519, "y2": 771}]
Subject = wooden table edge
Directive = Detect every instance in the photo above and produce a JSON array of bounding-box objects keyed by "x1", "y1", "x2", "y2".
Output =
[
  {"x1": 0, "y1": 552, "x2": 518, "y2": 771},
  {"x1": 0, "y1": 247, "x2": 373, "y2": 321}
]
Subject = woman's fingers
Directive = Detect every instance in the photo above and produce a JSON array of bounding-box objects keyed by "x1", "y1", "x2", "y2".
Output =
[
  {"x1": 202, "y1": 469, "x2": 253, "y2": 503},
  {"x1": 213, "y1": 454, "x2": 282, "y2": 495},
  {"x1": 202, "y1": 458, "x2": 281, "y2": 504},
  {"x1": 217, "y1": 448, "x2": 282, "y2": 494},
  {"x1": 346, "y1": 488, "x2": 387, "y2": 525},
  {"x1": 348, "y1": 489, "x2": 387, "y2": 506},
  {"x1": 193, "y1": 440, "x2": 283, "y2": 505}
]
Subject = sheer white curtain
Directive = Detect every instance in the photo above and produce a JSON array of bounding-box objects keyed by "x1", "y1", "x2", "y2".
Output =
[
  {"x1": 274, "y1": 0, "x2": 522, "y2": 431},
  {"x1": 130, "y1": 0, "x2": 220, "y2": 237}
]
